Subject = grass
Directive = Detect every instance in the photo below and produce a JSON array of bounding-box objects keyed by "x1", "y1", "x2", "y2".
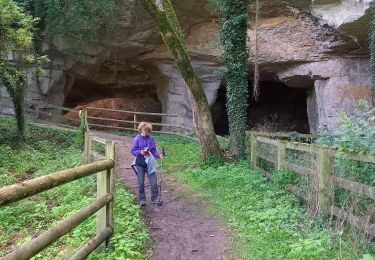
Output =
[
  {"x1": 0, "y1": 116, "x2": 150, "y2": 259},
  {"x1": 175, "y1": 163, "x2": 369, "y2": 259},
  {"x1": 148, "y1": 134, "x2": 372, "y2": 259},
  {"x1": 1, "y1": 119, "x2": 372, "y2": 259}
]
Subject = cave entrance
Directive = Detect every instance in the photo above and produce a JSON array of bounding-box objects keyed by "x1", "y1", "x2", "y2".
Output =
[
  {"x1": 63, "y1": 78, "x2": 163, "y2": 129},
  {"x1": 211, "y1": 79, "x2": 311, "y2": 135}
]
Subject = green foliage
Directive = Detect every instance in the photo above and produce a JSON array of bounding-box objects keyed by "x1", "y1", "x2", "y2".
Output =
[
  {"x1": 0, "y1": 67, "x2": 28, "y2": 142},
  {"x1": 317, "y1": 101, "x2": 375, "y2": 155},
  {"x1": 204, "y1": 155, "x2": 225, "y2": 169},
  {"x1": 316, "y1": 102, "x2": 375, "y2": 252},
  {"x1": 215, "y1": 0, "x2": 250, "y2": 159},
  {"x1": 273, "y1": 170, "x2": 300, "y2": 189},
  {"x1": 89, "y1": 186, "x2": 151, "y2": 260},
  {"x1": 317, "y1": 101, "x2": 375, "y2": 186},
  {"x1": 0, "y1": 117, "x2": 149, "y2": 259},
  {"x1": 16, "y1": 0, "x2": 121, "y2": 49},
  {"x1": 175, "y1": 161, "x2": 364, "y2": 259},
  {"x1": 0, "y1": 0, "x2": 37, "y2": 143},
  {"x1": 0, "y1": 0, "x2": 34, "y2": 54},
  {"x1": 154, "y1": 134, "x2": 201, "y2": 169}
]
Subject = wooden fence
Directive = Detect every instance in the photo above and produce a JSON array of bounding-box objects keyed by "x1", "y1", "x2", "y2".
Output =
[
  {"x1": 0, "y1": 133, "x2": 116, "y2": 259},
  {"x1": 247, "y1": 131, "x2": 375, "y2": 237},
  {"x1": 247, "y1": 130, "x2": 319, "y2": 142},
  {"x1": 28, "y1": 103, "x2": 81, "y2": 128},
  {"x1": 28, "y1": 102, "x2": 194, "y2": 136}
]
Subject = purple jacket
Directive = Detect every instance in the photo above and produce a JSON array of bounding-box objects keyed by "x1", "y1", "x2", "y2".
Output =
[{"x1": 130, "y1": 134, "x2": 161, "y2": 159}]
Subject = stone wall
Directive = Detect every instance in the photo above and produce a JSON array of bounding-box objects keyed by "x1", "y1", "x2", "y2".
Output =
[{"x1": 0, "y1": 0, "x2": 373, "y2": 134}]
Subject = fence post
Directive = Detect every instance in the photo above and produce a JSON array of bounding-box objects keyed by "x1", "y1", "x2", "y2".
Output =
[
  {"x1": 84, "y1": 132, "x2": 92, "y2": 163},
  {"x1": 108, "y1": 141, "x2": 115, "y2": 229},
  {"x1": 80, "y1": 109, "x2": 89, "y2": 129},
  {"x1": 277, "y1": 140, "x2": 287, "y2": 171},
  {"x1": 133, "y1": 114, "x2": 138, "y2": 130},
  {"x1": 84, "y1": 109, "x2": 89, "y2": 130},
  {"x1": 82, "y1": 110, "x2": 92, "y2": 163},
  {"x1": 250, "y1": 135, "x2": 258, "y2": 168},
  {"x1": 317, "y1": 146, "x2": 333, "y2": 214},
  {"x1": 246, "y1": 135, "x2": 252, "y2": 161},
  {"x1": 96, "y1": 140, "x2": 113, "y2": 249}
]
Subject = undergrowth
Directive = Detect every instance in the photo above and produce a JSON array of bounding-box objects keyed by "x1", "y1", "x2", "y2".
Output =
[
  {"x1": 175, "y1": 162, "x2": 367, "y2": 259},
  {"x1": 150, "y1": 131, "x2": 371, "y2": 258},
  {"x1": 0, "y1": 116, "x2": 149, "y2": 259}
]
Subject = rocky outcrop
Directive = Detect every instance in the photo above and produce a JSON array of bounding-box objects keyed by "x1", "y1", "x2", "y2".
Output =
[
  {"x1": 276, "y1": 58, "x2": 372, "y2": 132},
  {"x1": 0, "y1": 0, "x2": 373, "y2": 134}
]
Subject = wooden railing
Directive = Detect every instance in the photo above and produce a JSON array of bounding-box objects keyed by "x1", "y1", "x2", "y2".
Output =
[
  {"x1": 28, "y1": 102, "x2": 195, "y2": 136},
  {"x1": 247, "y1": 132, "x2": 375, "y2": 237},
  {"x1": 82, "y1": 107, "x2": 194, "y2": 135},
  {"x1": 28, "y1": 103, "x2": 81, "y2": 128},
  {"x1": 0, "y1": 134, "x2": 116, "y2": 259},
  {"x1": 247, "y1": 131, "x2": 320, "y2": 142}
]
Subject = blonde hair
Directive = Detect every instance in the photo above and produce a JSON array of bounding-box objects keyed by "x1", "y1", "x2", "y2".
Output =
[{"x1": 138, "y1": 122, "x2": 153, "y2": 133}]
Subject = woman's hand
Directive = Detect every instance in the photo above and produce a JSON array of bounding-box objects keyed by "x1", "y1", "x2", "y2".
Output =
[
  {"x1": 160, "y1": 154, "x2": 164, "y2": 160},
  {"x1": 141, "y1": 150, "x2": 150, "y2": 156}
]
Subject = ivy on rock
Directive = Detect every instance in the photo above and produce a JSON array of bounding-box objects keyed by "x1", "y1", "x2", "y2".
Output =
[
  {"x1": 15, "y1": 0, "x2": 121, "y2": 54},
  {"x1": 216, "y1": 0, "x2": 250, "y2": 159},
  {"x1": 0, "y1": 0, "x2": 35, "y2": 143}
]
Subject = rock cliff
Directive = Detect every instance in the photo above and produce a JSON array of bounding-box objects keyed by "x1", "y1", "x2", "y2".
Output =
[{"x1": 0, "y1": 0, "x2": 372, "y2": 133}]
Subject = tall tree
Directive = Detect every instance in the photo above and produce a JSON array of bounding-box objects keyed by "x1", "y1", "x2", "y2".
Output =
[
  {"x1": 216, "y1": 0, "x2": 250, "y2": 159},
  {"x1": 0, "y1": 0, "x2": 35, "y2": 142},
  {"x1": 140, "y1": 0, "x2": 223, "y2": 160}
]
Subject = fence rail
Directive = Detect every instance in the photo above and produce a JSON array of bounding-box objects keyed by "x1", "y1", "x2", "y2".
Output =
[
  {"x1": 247, "y1": 131, "x2": 319, "y2": 140},
  {"x1": 28, "y1": 102, "x2": 195, "y2": 136},
  {"x1": 0, "y1": 127, "x2": 116, "y2": 259},
  {"x1": 247, "y1": 131, "x2": 375, "y2": 237}
]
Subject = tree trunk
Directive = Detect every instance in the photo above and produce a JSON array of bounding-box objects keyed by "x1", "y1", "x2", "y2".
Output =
[
  {"x1": 140, "y1": 0, "x2": 222, "y2": 159},
  {"x1": 217, "y1": 0, "x2": 250, "y2": 160},
  {"x1": 0, "y1": 67, "x2": 27, "y2": 142}
]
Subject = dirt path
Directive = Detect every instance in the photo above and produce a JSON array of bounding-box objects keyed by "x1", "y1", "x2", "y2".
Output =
[{"x1": 94, "y1": 132, "x2": 234, "y2": 260}]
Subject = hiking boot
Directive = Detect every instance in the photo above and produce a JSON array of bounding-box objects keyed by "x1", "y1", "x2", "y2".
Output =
[
  {"x1": 152, "y1": 200, "x2": 162, "y2": 205},
  {"x1": 139, "y1": 201, "x2": 146, "y2": 207}
]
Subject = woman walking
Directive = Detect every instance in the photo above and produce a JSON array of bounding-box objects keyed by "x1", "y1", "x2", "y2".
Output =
[{"x1": 131, "y1": 122, "x2": 163, "y2": 206}]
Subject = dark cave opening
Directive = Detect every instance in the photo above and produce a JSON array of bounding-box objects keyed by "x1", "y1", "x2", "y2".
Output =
[
  {"x1": 211, "y1": 80, "x2": 311, "y2": 135},
  {"x1": 63, "y1": 78, "x2": 161, "y2": 112},
  {"x1": 62, "y1": 78, "x2": 163, "y2": 129}
]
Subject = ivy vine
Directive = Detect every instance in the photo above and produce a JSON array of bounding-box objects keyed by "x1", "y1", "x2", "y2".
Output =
[
  {"x1": 216, "y1": 0, "x2": 250, "y2": 159},
  {"x1": 15, "y1": 0, "x2": 122, "y2": 55},
  {"x1": 0, "y1": 0, "x2": 36, "y2": 143}
]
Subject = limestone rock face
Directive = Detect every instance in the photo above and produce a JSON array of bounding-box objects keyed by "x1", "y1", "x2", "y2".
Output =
[
  {"x1": 276, "y1": 58, "x2": 372, "y2": 132},
  {"x1": 311, "y1": 0, "x2": 372, "y2": 47},
  {"x1": 0, "y1": 0, "x2": 373, "y2": 134}
]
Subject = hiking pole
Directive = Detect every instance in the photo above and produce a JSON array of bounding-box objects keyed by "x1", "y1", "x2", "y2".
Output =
[
  {"x1": 131, "y1": 164, "x2": 138, "y2": 176},
  {"x1": 157, "y1": 147, "x2": 166, "y2": 206}
]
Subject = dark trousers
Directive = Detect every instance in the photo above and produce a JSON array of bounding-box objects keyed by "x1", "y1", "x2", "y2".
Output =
[{"x1": 135, "y1": 166, "x2": 158, "y2": 202}]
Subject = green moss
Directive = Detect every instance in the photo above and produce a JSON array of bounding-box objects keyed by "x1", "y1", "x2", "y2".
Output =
[{"x1": 140, "y1": 0, "x2": 222, "y2": 158}]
